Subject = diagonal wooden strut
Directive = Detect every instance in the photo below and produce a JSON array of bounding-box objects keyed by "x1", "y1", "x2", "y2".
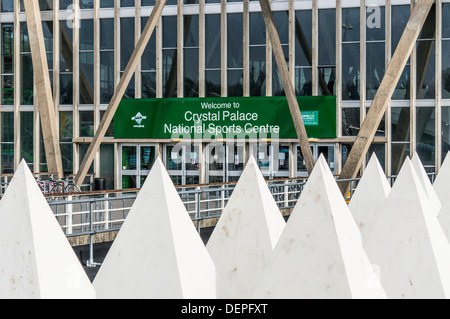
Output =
[
  {"x1": 338, "y1": 0, "x2": 435, "y2": 196},
  {"x1": 259, "y1": 0, "x2": 315, "y2": 174},
  {"x1": 75, "y1": 0, "x2": 167, "y2": 187},
  {"x1": 23, "y1": 0, "x2": 64, "y2": 179}
]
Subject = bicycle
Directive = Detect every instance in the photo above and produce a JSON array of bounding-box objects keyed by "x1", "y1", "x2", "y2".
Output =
[
  {"x1": 36, "y1": 178, "x2": 81, "y2": 195},
  {"x1": 64, "y1": 179, "x2": 81, "y2": 193},
  {"x1": 36, "y1": 178, "x2": 66, "y2": 195}
]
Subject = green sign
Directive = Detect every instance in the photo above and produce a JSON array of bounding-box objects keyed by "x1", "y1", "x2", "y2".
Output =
[{"x1": 114, "y1": 96, "x2": 336, "y2": 139}]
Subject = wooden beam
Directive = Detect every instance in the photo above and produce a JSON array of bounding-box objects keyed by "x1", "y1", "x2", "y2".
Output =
[
  {"x1": 23, "y1": 0, "x2": 64, "y2": 179},
  {"x1": 338, "y1": 0, "x2": 434, "y2": 195},
  {"x1": 75, "y1": 0, "x2": 167, "y2": 186},
  {"x1": 258, "y1": 0, "x2": 315, "y2": 174}
]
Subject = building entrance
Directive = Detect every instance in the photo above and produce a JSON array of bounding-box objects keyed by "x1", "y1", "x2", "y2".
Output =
[
  {"x1": 205, "y1": 143, "x2": 245, "y2": 183},
  {"x1": 164, "y1": 143, "x2": 200, "y2": 186},
  {"x1": 120, "y1": 144, "x2": 156, "y2": 189},
  {"x1": 249, "y1": 143, "x2": 291, "y2": 179},
  {"x1": 295, "y1": 143, "x2": 337, "y2": 177}
]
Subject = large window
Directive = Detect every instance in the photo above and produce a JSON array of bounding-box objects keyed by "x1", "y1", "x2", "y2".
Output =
[
  {"x1": 294, "y1": 10, "x2": 312, "y2": 96},
  {"x1": 162, "y1": 15, "x2": 177, "y2": 98},
  {"x1": 1, "y1": 0, "x2": 13, "y2": 12},
  {"x1": 21, "y1": 112, "x2": 33, "y2": 171},
  {"x1": 1, "y1": 112, "x2": 14, "y2": 174},
  {"x1": 391, "y1": 5, "x2": 410, "y2": 100},
  {"x1": 141, "y1": 17, "x2": 157, "y2": 98},
  {"x1": 80, "y1": 19, "x2": 95, "y2": 105},
  {"x1": 416, "y1": 107, "x2": 435, "y2": 172},
  {"x1": 184, "y1": 15, "x2": 199, "y2": 98},
  {"x1": 121, "y1": 0, "x2": 135, "y2": 7},
  {"x1": 341, "y1": 7, "x2": 360, "y2": 100},
  {"x1": 227, "y1": 13, "x2": 243, "y2": 97},
  {"x1": 80, "y1": 0, "x2": 95, "y2": 9},
  {"x1": 100, "y1": 19, "x2": 114, "y2": 104},
  {"x1": 416, "y1": 4, "x2": 436, "y2": 100},
  {"x1": 60, "y1": 111, "x2": 73, "y2": 174},
  {"x1": 101, "y1": 0, "x2": 114, "y2": 7},
  {"x1": 249, "y1": 12, "x2": 266, "y2": 97},
  {"x1": 205, "y1": 14, "x2": 221, "y2": 97},
  {"x1": 272, "y1": 11, "x2": 289, "y2": 96},
  {"x1": 79, "y1": 111, "x2": 95, "y2": 138},
  {"x1": 1, "y1": 24, "x2": 13, "y2": 106},
  {"x1": 60, "y1": 0, "x2": 72, "y2": 10},
  {"x1": 391, "y1": 107, "x2": 410, "y2": 175},
  {"x1": 121, "y1": 18, "x2": 135, "y2": 99},
  {"x1": 366, "y1": 5, "x2": 385, "y2": 100},
  {"x1": 318, "y1": 9, "x2": 336, "y2": 96},
  {"x1": 60, "y1": 21, "x2": 73, "y2": 105},
  {"x1": 20, "y1": 0, "x2": 53, "y2": 11},
  {"x1": 20, "y1": 22, "x2": 33, "y2": 106},
  {"x1": 43, "y1": 21, "x2": 53, "y2": 94}
]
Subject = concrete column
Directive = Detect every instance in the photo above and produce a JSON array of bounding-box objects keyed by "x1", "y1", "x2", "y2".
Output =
[
  {"x1": 199, "y1": 0, "x2": 205, "y2": 97},
  {"x1": 221, "y1": 0, "x2": 227, "y2": 97},
  {"x1": 13, "y1": 0, "x2": 20, "y2": 171},
  {"x1": 312, "y1": 0, "x2": 318, "y2": 96},
  {"x1": 135, "y1": 1, "x2": 142, "y2": 99},
  {"x1": 436, "y1": 0, "x2": 442, "y2": 170},
  {"x1": 177, "y1": 0, "x2": 183, "y2": 97},
  {"x1": 335, "y1": 0, "x2": 342, "y2": 172},
  {"x1": 243, "y1": 0, "x2": 249, "y2": 97},
  {"x1": 23, "y1": 0, "x2": 64, "y2": 179}
]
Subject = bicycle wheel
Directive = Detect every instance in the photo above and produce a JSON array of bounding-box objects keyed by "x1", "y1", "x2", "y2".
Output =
[
  {"x1": 53, "y1": 181, "x2": 66, "y2": 194},
  {"x1": 65, "y1": 183, "x2": 81, "y2": 193}
]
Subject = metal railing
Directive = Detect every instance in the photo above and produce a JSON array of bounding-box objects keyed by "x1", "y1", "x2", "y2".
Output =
[
  {"x1": 45, "y1": 176, "x2": 364, "y2": 266},
  {"x1": 12, "y1": 171, "x2": 437, "y2": 266},
  {"x1": 48, "y1": 178, "x2": 316, "y2": 235}
]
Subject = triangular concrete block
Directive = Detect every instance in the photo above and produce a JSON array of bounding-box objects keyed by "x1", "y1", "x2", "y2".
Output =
[
  {"x1": 411, "y1": 153, "x2": 441, "y2": 216},
  {"x1": 252, "y1": 155, "x2": 387, "y2": 299},
  {"x1": 434, "y1": 151, "x2": 450, "y2": 206},
  {"x1": 348, "y1": 153, "x2": 391, "y2": 244},
  {"x1": 93, "y1": 157, "x2": 222, "y2": 299},
  {"x1": 364, "y1": 157, "x2": 450, "y2": 299},
  {"x1": 206, "y1": 155, "x2": 285, "y2": 298},
  {"x1": 0, "y1": 160, "x2": 95, "y2": 299},
  {"x1": 437, "y1": 195, "x2": 450, "y2": 244}
]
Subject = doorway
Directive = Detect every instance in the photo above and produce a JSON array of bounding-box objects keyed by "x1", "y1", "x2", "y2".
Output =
[
  {"x1": 205, "y1": 143, "x2": 245, "y2": 183},
  {"x1": 295, "y1": 143, "x2": 337, "y2": 177},
  {"x1": 164, "y1": 143, "x2": 200, "y2": 185},
  {"x1": 120, "y1": 144, "x2": 156, "y2": 189}
]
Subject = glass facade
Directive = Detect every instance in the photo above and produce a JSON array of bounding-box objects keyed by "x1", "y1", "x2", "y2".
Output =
[
  {"x1": 1, "y1": 24, "x2": 13, "y2": 106},
  {"x1": 294, "y1": 9, "x2": 312, "y2": 96},
  {"x1": 1, "y1": 1, "x2": 449, "y2": 188}
]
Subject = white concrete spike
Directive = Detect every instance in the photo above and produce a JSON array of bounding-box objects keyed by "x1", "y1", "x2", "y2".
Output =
[
  {"x1": 434, "y1": 151, "x2": 450, "y2": 205},
  {"x1": 411, "y1": 153, "x2": 441, "y2": 216},
  {"x1": 364, "y1": 157, "x2": 450, "y2": 299},
  {"x1": 93, "y1": 157, "x2": 222, "y2": 299},
  {"x1": 206, "y1": 155, "x2": 285, "y2": 299},
  {"x1": 348, "y1": 153, "x2": 391, "y2": 244},
  {"x1": 252, "y1": 155, "x2": 387, "y2": 299},
  {"x1": 0, "y1": 160, "x2": 95, "y2": 299},
  {"x1": 437, "y1": 195, "x2": 450, "y2": 244}
]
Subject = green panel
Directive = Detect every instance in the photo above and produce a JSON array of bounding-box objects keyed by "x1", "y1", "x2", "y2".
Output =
[{"x1": 114, "y1": 96, "x2": 336, "y2": 139}]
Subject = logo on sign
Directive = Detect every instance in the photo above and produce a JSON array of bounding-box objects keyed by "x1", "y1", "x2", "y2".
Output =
[{"x1": 132, "y1": 112, "x2": 147, "y2": 128}]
